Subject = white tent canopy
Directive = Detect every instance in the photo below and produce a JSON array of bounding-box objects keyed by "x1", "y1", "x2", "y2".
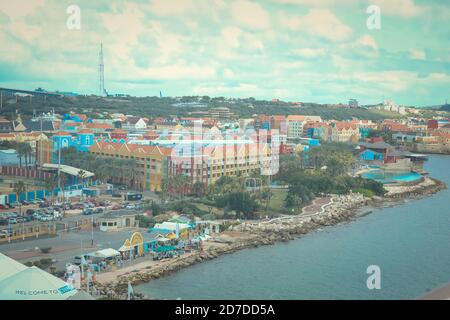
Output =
[
  {"x1": 0, "y1": 266, "x2": 77, "y2": 300},
  {"x1": 86, "y1": 248, "x2": 120, "y2": 259},
  {"x1": 0, "y1": 253, "x2": 27, "y2": 281},
  {"x1": 153, "y1": 222, "x2": 190, "y2": 232}
]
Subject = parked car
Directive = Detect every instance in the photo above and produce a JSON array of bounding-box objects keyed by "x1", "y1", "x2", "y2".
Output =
[
  {"x1": 24, "y1": 215, "x2": 34, "y2": 222},
  {"x1": 41, "y1": 215, "x2": 53, "y2": 221},
  {"x1": 10, "y1": 201, "x2": 20, "y2": 207},
  {"x1": 39, "y1": 202, "x2": 49, "y2": 208},
  {"x1": 118, "y1": 185, "x2": 127, "y2": 190},
  {"x1": 26, "y1": 209, "x2": 35, "y2": 215},
  {"x1": 0, "y1": 204, "x2": 8, "y2": 210},
  {"x1": 6, "y1": 203, "x2": 15, "y2": 209},
  {"x1": 0, "y1": 230, "x2": 12, "y2": 239},
  {"x1": 20, "y1": 200, "x2": 29, "y2": 206},
  {"x1": 93, "y1": 208, "x2": 104, "y2": 214},
  {"x1": 8, "y1": 218, "x2": 17, "y2": 224},
  {"x1": 125, "y1": 204, "x2": 136, "y2": 210},
  {"x1": 15, "y1": 217, "x2": 25, "y2": 223},
  {"x1": 0, "y1": 219, "x2": 8, "y2": 226},
  {"x1": 82, "y1": 209, "x2": 94, "y2": 215}
]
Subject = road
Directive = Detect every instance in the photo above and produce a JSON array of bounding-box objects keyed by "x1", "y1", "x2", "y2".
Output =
[{"x1": 0, "y1": 226, "x2": 152, "y2": 271}]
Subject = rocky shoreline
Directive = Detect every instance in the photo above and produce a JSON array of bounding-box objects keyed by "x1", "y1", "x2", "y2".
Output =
[{"x1": 95, "y1": 176, "x2": 446, "y2": 300}]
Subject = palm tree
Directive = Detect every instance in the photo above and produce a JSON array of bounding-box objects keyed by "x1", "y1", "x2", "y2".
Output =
[
  {"x1": 15, "y1": 143, "x2": 26, "y2": 167},
  {"x1": 44, "y1": 176, "x2": 58, "y2": 205},
  {"x1": 77, "y1": 169, "x2": 87, "y2": 185},
  {"x1": 23, "y1": 143, "x2": 32, "y2": 167},
  {"x1": 13, "y1": 181, "x2": 26, "y2": 215}
]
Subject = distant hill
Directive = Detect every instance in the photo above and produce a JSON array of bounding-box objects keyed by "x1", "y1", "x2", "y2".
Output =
[
  {"x1": 440, "y1": 104, "x2": 450, "y2": 112},
  {"x1": 0, "y1": 94, "x2": 404, "y2": 121}
]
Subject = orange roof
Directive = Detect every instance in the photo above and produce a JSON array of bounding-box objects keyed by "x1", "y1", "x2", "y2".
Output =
[
  {"x1": 79, "y1": 129, "x2": 93, "y2": 134},
  {"x1": 271, "y1": 115, "x2": 286, "y2": 121},
  {"x1": 53, "y1": 131, "x2": 72, "y2": 136},
  {"x1": 86, "y1": 123, "x2": 114, "y2": 130},
  {"x1": 334, "y1": 122, "x2": 358, "y2": 130},
  {"x1": 286, "y1": 115, "x2": 306, "y2": 121}
]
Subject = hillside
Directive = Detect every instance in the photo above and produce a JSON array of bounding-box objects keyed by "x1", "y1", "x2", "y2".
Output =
[{"x1": 0, "y1": 94, "x2": 403, "y2": 121}]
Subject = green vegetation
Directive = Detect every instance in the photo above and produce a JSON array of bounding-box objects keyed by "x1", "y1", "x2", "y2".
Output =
[
  {"x1": 278, "y1": 143, "x2": 386, "y2": 211},
  {"x1": 1, "y1": 94, "x2": 404, "y2": 121}
]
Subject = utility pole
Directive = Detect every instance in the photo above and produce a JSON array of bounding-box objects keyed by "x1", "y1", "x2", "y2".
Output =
[
  {"x1": 0, "y1": 90, "x2": 3, "y2": 109},
  {"x1": 91, "y1": 215, "x2": 94, "y2": 247}
]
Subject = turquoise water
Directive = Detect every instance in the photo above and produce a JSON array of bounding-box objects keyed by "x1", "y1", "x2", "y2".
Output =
[
  {"x1": 137, "y1": 155, "x2": 450, "y2": 300},
  {"x1": 362, "y1": 170, "x2": 422, "y2": 184}
]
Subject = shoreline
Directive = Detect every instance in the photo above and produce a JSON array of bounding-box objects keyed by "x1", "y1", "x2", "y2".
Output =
[{"x1": 94, "y1": 176, "x2": 447, "y2": 300}]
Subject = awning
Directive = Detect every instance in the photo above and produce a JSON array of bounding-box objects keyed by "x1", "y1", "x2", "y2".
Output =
[
  {"x1": 0, "y1": 266, "x2": 77, "y2": 300},
  {"x1": 42, "y1": 163, "x2": 95, "y2": 178},
  {"x1": 0, "y1": 253, "x2": 27, "y2": 281},
  {"x1": 118, "y1": 245, "x2": 133, "y2": 252},
  {"x1": 87, "y1": 248, "x2": 120, "y2": 259}
]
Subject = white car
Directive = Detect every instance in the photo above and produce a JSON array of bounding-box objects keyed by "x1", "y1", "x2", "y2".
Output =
[{"x1": 126, "y1": 204, "x2": 136, "y2": 209}]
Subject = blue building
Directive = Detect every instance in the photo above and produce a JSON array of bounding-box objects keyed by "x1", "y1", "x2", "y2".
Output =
[
  {"x1": 52, "y1": 130, "x2": 95, "y2": 163},
  {"x1": 359, "y1": 149, "x2": 384, "y2": 161}
]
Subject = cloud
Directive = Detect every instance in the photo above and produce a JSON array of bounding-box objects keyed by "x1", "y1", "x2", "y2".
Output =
[
  {"x1": 221, "y1": 26, "x2": 243, "y2": 48},
  {"x1": 231, "y1": 0, "x2": 271, "y2": 30},
  {"x1": 371, "y1": 0, "x2": 423, "y2": 17},
  {"x1": 279, "y1": 9, "x2": 352, "y2": 42},
  {"x1": 148, "y1": 0, "x2": 196, "y2": 16},
  {"x1": 0, "y1": 0, "x2": 45, "y2": 20},
  {"x1": 409, "y1": 49, "x2": 426, "y2": 60},
  {"x1": 292, "y1": 48, "x2": 326, "y2": 58},
  {"x1": 272, "y1": 0, "x2": 357, "y2": 6},
  {"x1": 193, "y1": 83, "x2": 260, "y2": 96},
  {"x1": 357, "y1": 35, "x2": 378, "y2": 50}
]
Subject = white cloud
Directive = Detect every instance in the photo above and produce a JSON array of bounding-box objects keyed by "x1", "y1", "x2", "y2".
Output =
[
  {"x1": 231, "y1": 0, "x2": 271, "y2": 30},
  {"x1": 148, "y1": 0, "x2": 196, "y2": 16},
  {"x1": 371, "y1": 0, "x2": 423, "y2": 17},
  {"x1": 272, "y1": 0, "x2": 357, "y2": 6},
  {"x1": 409, "y1": 49, "x2": 426, "y2": 60},
  {"x1": 221, "y1": 27, "x2": 243, "y2": 48},
  {"x1": 279, "y1": 9, "x2": 352, "y2": 42},
  {"x1": 357, "y1": 35, "x2": 378, "y2": 50},
  {"x1": 0, "y1": 0, "x2": 45, "y2": 20},
  {"x1": 223, "y1": 68, "x2": 235, "y2": 78},
  {"x1": 292, "y1": 48, "x2": 326, "y2": 58},
  {"x1": 193, "y1": 83, "x2": 260, "y2": 95}
]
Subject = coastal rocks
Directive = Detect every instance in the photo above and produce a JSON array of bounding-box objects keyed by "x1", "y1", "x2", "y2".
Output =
[{"x1": 95, "y1": 179, "x2": 445, "y2": 300}]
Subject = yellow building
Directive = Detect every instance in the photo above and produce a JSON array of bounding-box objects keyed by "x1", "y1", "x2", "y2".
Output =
[{"x1": 89, "y1": 141, "x2": 172, "y2": 191}]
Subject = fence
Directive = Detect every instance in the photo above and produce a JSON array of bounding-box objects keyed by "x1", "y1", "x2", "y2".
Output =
[
  {"x1": 0, "y1": 222, "x2": 57, "y2": 243},
  {"x1": 0, "y1": 166, "x2": 53, "y2": 180}
]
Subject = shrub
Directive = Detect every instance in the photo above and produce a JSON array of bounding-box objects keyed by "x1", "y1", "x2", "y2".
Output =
[{"x1": 40, "y1": 247, "x2": 52, "y2": 254}]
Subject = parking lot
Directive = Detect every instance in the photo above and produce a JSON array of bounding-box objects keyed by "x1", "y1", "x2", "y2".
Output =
[{"x1": 0, "y1": 193, "x2": 149, "y2": 241}]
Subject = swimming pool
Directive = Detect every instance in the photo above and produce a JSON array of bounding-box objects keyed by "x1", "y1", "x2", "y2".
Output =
[{"x1": 362, "y1": 170, "x2": 422, "y2": 184}]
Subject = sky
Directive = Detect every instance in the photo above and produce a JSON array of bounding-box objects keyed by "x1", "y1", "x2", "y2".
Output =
[{"x1": 0, "y1": 0, "x2": 449, "y2": 106}]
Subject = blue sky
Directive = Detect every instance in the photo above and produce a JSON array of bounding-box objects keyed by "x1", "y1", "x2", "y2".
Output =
[{"x1": 0, "y1": 0, "x2": 449, "y2": 106}]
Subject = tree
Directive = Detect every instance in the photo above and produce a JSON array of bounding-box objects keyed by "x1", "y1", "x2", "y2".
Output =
[
  {"x1": 192, "y1": 181, "x2": 205, "y2": 197},
  {"x1": 44, "y1": 176, "x2": 58, "y2": 204},
  {"x1": 13, "y1": 181, "x2": 26, "y2": 215}
]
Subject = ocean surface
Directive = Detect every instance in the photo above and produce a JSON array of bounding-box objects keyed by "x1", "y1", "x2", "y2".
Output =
[{"x1": 137, "y1": 155, "x2": 450, "y2": 300}]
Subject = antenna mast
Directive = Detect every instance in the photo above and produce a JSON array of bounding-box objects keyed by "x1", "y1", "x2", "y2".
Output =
[{"x1": 98, "y1": 43, "x2": 105, "y2": 97}]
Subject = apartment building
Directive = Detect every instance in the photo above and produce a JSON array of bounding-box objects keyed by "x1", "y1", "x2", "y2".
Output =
[
  {"x1": 89, "y1": 141, "x2": 172, "y2": 192},
  {"x1": 330, "y1": 122, "x2": 360, "y2": 143},
  {"x1": 286, "y1": 115, "x2": 322, "y2": 140}
]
